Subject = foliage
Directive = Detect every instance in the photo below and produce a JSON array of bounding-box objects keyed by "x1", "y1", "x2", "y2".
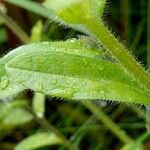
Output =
[{"x1": 0, "y1": 0, "x2": 150, "y2": 150}]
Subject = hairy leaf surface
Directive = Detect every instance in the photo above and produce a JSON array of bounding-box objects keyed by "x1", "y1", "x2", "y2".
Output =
[
  {"x1": 0, "y1": 40, "x2": 102, "y2": 98},
  {"x1": 5, "y1": 43, "x2": 150, "y2": 104}
]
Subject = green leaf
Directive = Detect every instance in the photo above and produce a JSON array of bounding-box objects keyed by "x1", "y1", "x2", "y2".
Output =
[
  {"x1": 15, "y1": 132, "x2": 63, "y2": 150},
  {"x1": 4, "y1": 42, "x2": 150, "y2": 104},
  {"x1": 43, "y1": 0, "x2": 106, "y2": 24},
  {"x1": 0, "y1": 100, "x2": 28, "y2": 120},
  {"x1": 92, "y1": 0, "x2": 106, "y2": 17},
  {"x1": 0, "y1": 78, "x2": 24, "y2": 99},
  {"x1": 121, "y1": 142, "x2": 143, "y2": 150},
  {"x1": 30, "y1": 20, "x2": 43, "y2": 42},
  {"x1": 0, "y1": 47, "x2": 26, "y2": 99},
  {"x1": 4, "y1": 0, "x2": 56, "y2": 22},
  {"x1": 0, "y1": 100, "x2": 32, "y2": 129},
  {"x1": 0, "y1": 40, "x2": 99, "y2": 99},
  {"x1": 5, "y1": 0, "x2": 106, "y2": 34},
  {"x1": 121, "y1": 132, "x2": 150, "y2": 150},
  {"x1": 2, "y1": 108, "x2": 33, "y2": 126},
  {"x1": 4, "y1": 0, "x2": 88, "y2": 34},
  {"x1": 43, "y1": 0, "x2": 91, "y2": 24},
  {"x1": 0, "y1": 40, "x2": 101, "y2": 78}
]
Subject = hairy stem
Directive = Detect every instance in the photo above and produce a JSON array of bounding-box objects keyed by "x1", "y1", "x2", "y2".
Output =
[
  {"x1": 27, "y1": 107, "x2": 78, "y2": 150},
  {"x1": 82, "y1": 101, "x2": 132, "y2": 144},
  {"x1": 85, "y1": 19, "x2": 150, "y2": 91}
]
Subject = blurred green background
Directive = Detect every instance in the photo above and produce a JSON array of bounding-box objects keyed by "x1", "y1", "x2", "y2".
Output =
[{"x1": 0, "y1": 0, "x2": 150, "y2": 150}]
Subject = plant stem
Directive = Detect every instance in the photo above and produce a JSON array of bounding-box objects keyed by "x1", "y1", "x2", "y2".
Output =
[
  {"x1": 82, "y1": 101, "x2": 132, "y2": 144},
  {"x1": 137, "y1": 131, "x2": 150, "y2": 143},
  {"x1": 0, "y1": 10, "x2": 29, "y2": 43},
  {"x1": 131, "y1": 19, "x2": 145, "y2": 50},
  {"x1": 27, "y1": 107, "x2": 78, "y2": 150},
  {"x1": 121, "y1": 0, "x2": 131, "y2": 45},
  {"x1": 85, "y1": 19, "x2": 150, "y2": 91}
]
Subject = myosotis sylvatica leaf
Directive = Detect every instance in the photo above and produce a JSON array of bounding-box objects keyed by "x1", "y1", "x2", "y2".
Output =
[
  {"x1": 2, "y1": 42, "x2": 150, "y2": 104},
  {"x1": 44, "y1": 0, "x2": 150, "y2": 92},
  {"x1": 0, "y1": 40, "x2": 102, "y2": 99},
  {"x1": 1, "y1": 0, "x2": 150, "y2": 105}
]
